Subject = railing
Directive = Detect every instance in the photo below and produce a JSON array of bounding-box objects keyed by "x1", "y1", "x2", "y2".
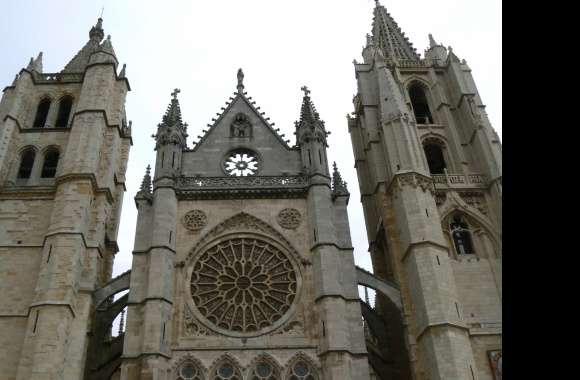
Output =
[
  {"x1": 431, "y1": 173, "x2": 487, "y2": 187},
  {"x1": 177, "y1": 175, "x2": 309, "y2": 189},
  {"x1": 33, "y1": 72, "x2": 83, "y2": 83},
  {"x1": 390, "y1": 58, "x2": 441, "y2": 68}
]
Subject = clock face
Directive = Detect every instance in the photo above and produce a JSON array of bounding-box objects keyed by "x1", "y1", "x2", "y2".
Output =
[{"x1": 223, "y1": 149, "x2": 259, "y2": 176}]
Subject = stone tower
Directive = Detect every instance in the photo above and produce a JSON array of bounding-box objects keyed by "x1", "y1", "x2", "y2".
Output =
[
  {"x1": 119, "y1": 73, "x2": 370, "y2": 379},
  {"x1": 0, "y1": 18, "x2": 131, "y2": 380},
  {"x1": 347, "y1": 2, "x2": 502, "y2": 380}
]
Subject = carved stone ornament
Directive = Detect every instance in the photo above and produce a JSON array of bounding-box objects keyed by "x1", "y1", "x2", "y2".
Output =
[
  {"x1": 190, "y1": 236, "x2": 299, "y2": 337},
  {"x1": 183, "y1": 210, "x2": 208, "y2": 231},
  {"x1": 277, "y1": 208, "x2": 302, "y2": 230},
  {"x1": 183, "y1": 307, "x2": 214, "y2": 336}
]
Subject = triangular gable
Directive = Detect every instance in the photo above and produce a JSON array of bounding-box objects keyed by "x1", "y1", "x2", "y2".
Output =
[{"x1": 191, "y1": 90, "x2": 292, "y2": 152}]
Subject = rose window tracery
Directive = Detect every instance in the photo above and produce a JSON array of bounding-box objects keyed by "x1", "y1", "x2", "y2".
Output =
[
  {"x1": 190, "y1": 237, "x2": 298, "y2": 336},
  {"x1": 223, "y1": 149, "x2": 259, "y2": 176}
]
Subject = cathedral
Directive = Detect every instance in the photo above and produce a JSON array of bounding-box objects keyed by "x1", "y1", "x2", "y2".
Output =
[{"x1": 0, "y1": 2, "x2": 501, "y2": 380}]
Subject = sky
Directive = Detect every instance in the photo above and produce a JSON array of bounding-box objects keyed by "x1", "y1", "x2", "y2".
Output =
[{"x1": 0, "y1": 0, "x2": 501, "y2": 277}]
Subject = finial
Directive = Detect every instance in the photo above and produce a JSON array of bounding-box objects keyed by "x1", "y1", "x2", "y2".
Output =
[
  {"x1": 139, "y1": 165, "x2": 152, "y2": 194},
  {"x1": 99, "y1": 6, "x2": 104, "y2": 19},
  {"x1": 332, "y1": 162, "x2": 349, "y2": 195},
  {"x1": 171, "y1": 88, "x2": 181, "y2": 100},
  {"x1": 237, "y1": 68, "x2": 244, "y2": 91},
  {"x1": 428, "y1": 33, "x2": 437, "y2": 48},
  {"x1": 90, "y1": 17, "x2": 105, "y2": 42},
  {"x1": 301, "y1": 85, "x2": 311, "y2": 97},
  {"x1": 366, "y1": 33, "x2": 373, "y2": 46},
  {"x1": 119, "y1": 63, "x2": 126, "y2": 77}
]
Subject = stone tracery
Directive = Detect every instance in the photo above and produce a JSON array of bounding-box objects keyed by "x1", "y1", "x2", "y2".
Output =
[{"x1": 190, "y1": 236, "x2": 298, "y2": 335}]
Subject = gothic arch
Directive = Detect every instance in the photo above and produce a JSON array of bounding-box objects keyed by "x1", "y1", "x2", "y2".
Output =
[
  {"x1": 284, "y1": 353, "x2": 320, "y2": 380},
  {"x1": 247, "y1": 353, "x2": 283, "y2": 380},
  {"x1": 208, "y1": 353, "x2": 244, "y2": 380},
  {"x1": 403, "y1": 76, "x2": 432, "y2": 92},
  {"x1": 15, "y1": 146, "x2": 38, "y2": 180},
  {"x1": 32, "y1": 96, "x2": 52, "y2": 128},
  {"x1": 405, "y1": 79, "x2": 435, "y2": 124},
  {"x1": 185, "y1": 212, "x2": 304, "y2": 265},
  {"x1": 55, "y1": 94, "x2": 74, "y2": 128},
  {"x1": 438, "y1": 194, "x2": 499, "y2": 243},
  {"x1": 40, "y1": 146, "x2": 60, "y2": 178},
  {"x1": 440, "y1": 207, "x2": 500, "y2": 259}
]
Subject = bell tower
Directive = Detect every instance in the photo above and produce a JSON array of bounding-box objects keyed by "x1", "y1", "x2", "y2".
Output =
[
  {"x1": 0, "y1": 18, "x2": 131, "y2": 380},
  {"x1": 348, "y1": 2, "x2": 502, "y2": 380}
]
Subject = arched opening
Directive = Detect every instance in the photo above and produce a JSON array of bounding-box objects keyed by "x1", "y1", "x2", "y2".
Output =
[
  {"x1": 211, "y1": 359, "x2": 243, "y2": 380},
  {"x1": 450, "y1": 215, "x2": 475, "y2": 255},
  {"x1": 33, "y1": 98, "x2": 51, "y2": 128},
  {"x1": 55, "y1": 96, "x2": 73, "y2": 128},
  {"x1": 424, "y1": 143, "x2": 446, "y2": 174},
  {"x1": 17, "y1": 148, "x2": 36, "y2": 179},
  {"x1": 177, "y1": 360, "x2": 204, "y2": 380},
  {"x1": 409, "y1": 84, "x2": 433, "y2": 124},
  {"x1": 41, "y1": 149, "x2": 59, "y2": 178}
]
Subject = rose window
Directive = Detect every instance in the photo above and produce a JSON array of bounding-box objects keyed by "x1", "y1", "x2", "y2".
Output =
[
  {"x1": 224, "y1": 149, "x2": 259, "y2": 176},
  {"x1": 190, "y1": 237, "x2": 298, "y2": 336}
]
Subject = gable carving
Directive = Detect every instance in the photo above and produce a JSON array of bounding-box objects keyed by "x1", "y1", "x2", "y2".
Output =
[{"x1": 230, "y1": 113, "x2": 252, "y2": 137}]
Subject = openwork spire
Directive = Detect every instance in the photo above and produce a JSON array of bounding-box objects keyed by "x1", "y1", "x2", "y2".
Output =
[
  {"x1": 153, "y1": 89, "x2": 189, "y2": 149},
  {"x1": 332, "y1": 162, "x2": 349, "y2": 196},
  {"x1": 372, "y1": 1, "x2": 420, "y2": 61}
]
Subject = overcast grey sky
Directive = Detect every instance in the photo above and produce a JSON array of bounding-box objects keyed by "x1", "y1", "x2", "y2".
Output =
[{"x1": 0, "y1": 0, "x2": 501, "y2": 276}]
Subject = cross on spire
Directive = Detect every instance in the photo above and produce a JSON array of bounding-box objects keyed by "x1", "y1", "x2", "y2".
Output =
[
  {"x1": 301, "y1": 86, "x2": 310, "y2": 96},
  {"x1": 171, "y1": 88, "x2": 181, "y2": 99}
]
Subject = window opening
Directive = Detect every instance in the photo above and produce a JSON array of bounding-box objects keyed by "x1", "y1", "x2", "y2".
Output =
[
  {"x1": 33, "y1": 98, "x2": 51, "y2": 128},
  {"x1": 18, "y1": 149, "x2": 36, "y2": 179},
  {"x1": 424, "y1": 143, "x2": 446, "y2": 174},
  {"x1": 41, "y1": 150, "x2": 59, "y2": 178},
  {"x1": 450, "y1": 215, "x2": 475, "y2": 255},
  {"x1": 55, "y1": 96, "x2": 73, "y2": 128},
  {"x1": 409, "y1": 84, "x2": 433, "y2": 124}
]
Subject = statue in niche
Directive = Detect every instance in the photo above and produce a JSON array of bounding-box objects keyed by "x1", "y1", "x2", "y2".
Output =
[{"x1": 231, "y1": 113, "x2": 252, "y2": 137}]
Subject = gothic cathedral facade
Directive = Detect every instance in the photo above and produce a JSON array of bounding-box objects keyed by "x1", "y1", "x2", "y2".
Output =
[{"x1": 0, "y1": 2, "x2": 501, "y2": 380}]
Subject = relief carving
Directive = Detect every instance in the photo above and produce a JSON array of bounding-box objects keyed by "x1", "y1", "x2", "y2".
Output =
[{"x1": 277, "y1": 208, "x2": 302, "y2": 229}]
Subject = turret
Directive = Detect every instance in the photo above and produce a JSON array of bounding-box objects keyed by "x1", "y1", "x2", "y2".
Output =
[
  {"x1": 295, "y1": 86, "x2": 330, "y2": 177},
  {"x1": 152, "y1": 89, "x2": 188, "y2": 180},
  {"x1": 424, "y1": 33, "x2": 448, "y2": 62}
]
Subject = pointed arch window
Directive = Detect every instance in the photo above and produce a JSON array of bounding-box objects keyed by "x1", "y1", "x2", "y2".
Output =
[
  {"x1": 212, "y1": 361, "x2": 242, "y2": 380},
  {"x1": 55, "y1": 96, "x2": 73, "y2": 128},
  {"x1": 287, "y1": 360, "x2": 318, "y2": 380},
  {"x1": 409, "y1": 84, "x2": 433, "y2": 124},
  {"x1": 41, "y1": 149, "x2": 59, "y2": 178},
  {"x1": 249, "y1": 358, "x2": 281, "y2": 380},
  {"x1": 17, "y1": 148, "x2": 36, "y2": 179},
  {"x1": 177, "y1": 360, "x2": 204, "y2": 380},
  {"x1": 450, "y1": 215, "x2": 475, "y2": 255},
  {"x1": 424, "y1": 143, "x2": 446, "y2": 174},
  {"x1": 33, "y1": 98, "x2": 51, "y2": 128}
]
